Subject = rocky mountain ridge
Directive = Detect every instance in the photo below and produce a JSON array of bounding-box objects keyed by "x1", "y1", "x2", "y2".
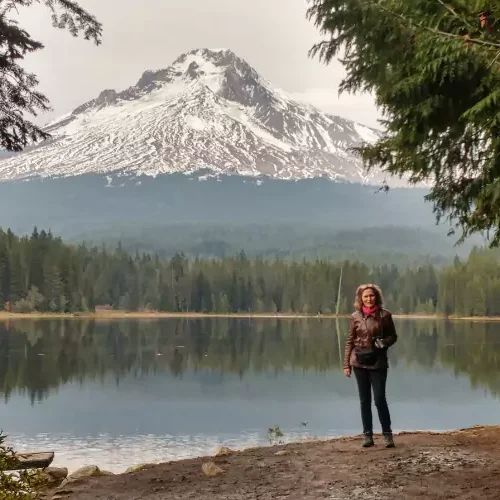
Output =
[{"x1": 0, "y1": 48, "x2": 395, "y2": 184}]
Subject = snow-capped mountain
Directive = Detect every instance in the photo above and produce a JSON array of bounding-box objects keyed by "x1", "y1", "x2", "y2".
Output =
[{"x1": 0, "y1": 48, "x2": 391, "y2": 184}]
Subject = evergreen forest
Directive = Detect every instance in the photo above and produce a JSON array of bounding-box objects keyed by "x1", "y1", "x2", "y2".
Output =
[{"x1": 0, "y1": 227, "x2": 497, "y2": 317}]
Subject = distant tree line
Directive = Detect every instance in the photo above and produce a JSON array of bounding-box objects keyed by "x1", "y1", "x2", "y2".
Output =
[{"x1": 0, "y1": 227, "x2": 498, "y2": 316}]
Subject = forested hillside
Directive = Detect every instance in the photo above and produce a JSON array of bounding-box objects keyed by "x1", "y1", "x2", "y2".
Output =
[
  {"x1": 0, "y1": 227, "x2": 497, "y2": 316},
  {"x1": 72, "y1": 223, "x2": 479, "y2": 266},
  {"x1": 0, "y1": 174, "x2": 434, "y2": 236}
]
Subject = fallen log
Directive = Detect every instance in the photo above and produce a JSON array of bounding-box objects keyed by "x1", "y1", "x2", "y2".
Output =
[{"x1": 11, "y1": 452, "x2": 54, "y2": 470}]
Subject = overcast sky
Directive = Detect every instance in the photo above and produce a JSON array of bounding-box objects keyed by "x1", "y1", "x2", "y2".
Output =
[{"x1": 18, "y1": 0, "x2": 380, "y2": 127}]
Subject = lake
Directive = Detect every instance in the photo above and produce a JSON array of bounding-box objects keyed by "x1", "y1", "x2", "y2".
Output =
[{"x1": 1, "y1": 317, "x2": 499, "y2": 472}]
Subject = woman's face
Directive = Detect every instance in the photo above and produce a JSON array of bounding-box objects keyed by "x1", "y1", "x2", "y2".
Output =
[{"x1": 361, "y1": 288, "x2": 377, "y2": 308}]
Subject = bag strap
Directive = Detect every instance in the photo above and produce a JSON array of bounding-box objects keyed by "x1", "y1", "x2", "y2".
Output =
[{"x1": 378, "y1": 308, "x2": 384, "y2": 339}]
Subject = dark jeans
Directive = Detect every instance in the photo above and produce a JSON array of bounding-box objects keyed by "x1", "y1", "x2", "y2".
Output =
[{"x1": 353, "y1": 367, "x2": 392, "y2": 435}]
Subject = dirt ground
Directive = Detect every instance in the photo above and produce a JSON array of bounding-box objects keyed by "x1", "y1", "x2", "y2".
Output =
[{"x1": 46, "y1": 426, "x2": 500, "y2": 500}]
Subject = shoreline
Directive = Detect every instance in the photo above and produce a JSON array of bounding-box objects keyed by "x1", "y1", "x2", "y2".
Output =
[
  {"x1": 40, "y1": 426, "x2": 499, "y2": 475},
  {"x1": 44, "y1": 425, "x2": 500, "y2": 500},
  {"x1": 0, "y1": 311, "x2": 498, "y2": 321}
]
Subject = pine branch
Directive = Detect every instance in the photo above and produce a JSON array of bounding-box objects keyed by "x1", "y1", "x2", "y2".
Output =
[
  {"x1": 488, "y1": 50, "x2": 500, "y2": 68},
  {"x1": 372, "y1": 2, "x2": 500, "y2": 50},
  {"x1": 436, "y1": 0, "x2": 476, "y2": 32},
  {"x1": 0, "y1": 0, "x2": 101, "y2": 151}
]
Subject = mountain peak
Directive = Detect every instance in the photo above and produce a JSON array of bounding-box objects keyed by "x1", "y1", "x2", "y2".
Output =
[
  {"x1": 173, "y1": 48, "x2": 236, "y2": 64},
  {"x1": 76, "y1": 48, "x2": 260, "y2": 110},
  {"x1": 0, "y1": 48, "x2": 396, "y2": 185},
  {"x1": 170, "y1": 48, "x2": 261, "y2": 100}
]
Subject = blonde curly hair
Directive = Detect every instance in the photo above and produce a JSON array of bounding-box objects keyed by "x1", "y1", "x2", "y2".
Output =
[{"x1": 354, "y1": 283, "x2": 384, "y2": 311}]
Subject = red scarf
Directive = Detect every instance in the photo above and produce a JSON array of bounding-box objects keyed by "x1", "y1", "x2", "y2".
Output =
[{"x1": 362, "y1": 305, "x2": 380, "y2": 317}]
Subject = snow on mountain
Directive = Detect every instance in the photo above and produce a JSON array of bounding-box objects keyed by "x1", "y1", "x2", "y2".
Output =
[{"x1": 0, "y1": 48, "x2": 397, "y2": 185}]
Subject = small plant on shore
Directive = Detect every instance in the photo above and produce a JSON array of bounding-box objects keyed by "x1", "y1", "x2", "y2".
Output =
[
  {"x1": 0, "y1": 432, "x2": 43, "y2": 500},
  {"x1": 267, "y1": 425, "x2": 285, "y2": 445}
]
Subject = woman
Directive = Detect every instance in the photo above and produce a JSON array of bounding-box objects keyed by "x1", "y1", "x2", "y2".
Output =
[{"x1": 343, "y1": 284, "x2": 398, "y2": 448}]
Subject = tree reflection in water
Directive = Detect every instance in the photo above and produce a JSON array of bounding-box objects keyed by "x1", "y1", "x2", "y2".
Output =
[{"x1": 0, "y1": 318, "x2": 499, "y2": 404}]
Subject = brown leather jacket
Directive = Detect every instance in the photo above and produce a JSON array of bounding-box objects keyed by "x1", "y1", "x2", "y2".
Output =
[{"x1": 343, "y1": 308, "x2": 398, "y2": 370}]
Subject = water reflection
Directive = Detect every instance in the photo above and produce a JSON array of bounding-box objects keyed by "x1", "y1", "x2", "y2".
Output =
[
  {"x1": 1, "y1": 317, "x2": 499, "y2": 401},
  {"x1": 1, "y1": 318, "x2": 499, "y2": 472}
]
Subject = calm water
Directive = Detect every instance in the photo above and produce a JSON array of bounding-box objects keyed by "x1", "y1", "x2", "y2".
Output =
[{"x1": 1, "y1": 317, "x2": 499, "y2": 472}]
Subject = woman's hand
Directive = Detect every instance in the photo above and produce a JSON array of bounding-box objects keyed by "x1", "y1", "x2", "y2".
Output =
[{"x1": 343, "y1": 368, "x2": 351, "y2": 378}]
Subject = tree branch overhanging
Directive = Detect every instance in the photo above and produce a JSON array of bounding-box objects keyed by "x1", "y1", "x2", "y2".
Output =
[
  {"x1": 0, "y1": 0, "x2": 101, "y2": 152},
  {"x1": 306, "y1": 0, "x2": 500, "y2": 245}
]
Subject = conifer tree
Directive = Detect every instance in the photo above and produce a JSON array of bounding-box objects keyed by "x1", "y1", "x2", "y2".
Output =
[
  {"x1": 0, "y1": 0, "x2": 102, "y2": 152},
  {"x1": 307, "y1": 0, "x2": 500, "y2": 244},
  {"x1": 1, "y1": 224, "x2": 500, "y2": 316}
]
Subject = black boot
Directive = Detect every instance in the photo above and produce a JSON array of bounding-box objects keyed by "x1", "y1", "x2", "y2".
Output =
[
  {"x1": 362, "y1": 433, "x2": 374, "y2": 448},
  {"x1": 383, "y1": 432, "x2": 395, "y2": 448}
]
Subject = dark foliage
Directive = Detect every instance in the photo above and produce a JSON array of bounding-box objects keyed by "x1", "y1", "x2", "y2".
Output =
[
  {"x1": 0, "y1": 227, "x2": 497, "y2": 316},
  {"x1": 307, "y1": 0, "x2": 500, "y2": 244},
  {"x1": 0, "y1": 0, "x2": 101, "y2": 151}
]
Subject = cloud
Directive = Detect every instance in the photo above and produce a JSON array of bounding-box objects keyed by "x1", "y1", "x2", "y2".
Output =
[
  {"x1": 288, "y1": 88, "x2": 381, "y2": 129},
  {"x1": 15, "y1": 0, "x2": 382, "y2": 129}
]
